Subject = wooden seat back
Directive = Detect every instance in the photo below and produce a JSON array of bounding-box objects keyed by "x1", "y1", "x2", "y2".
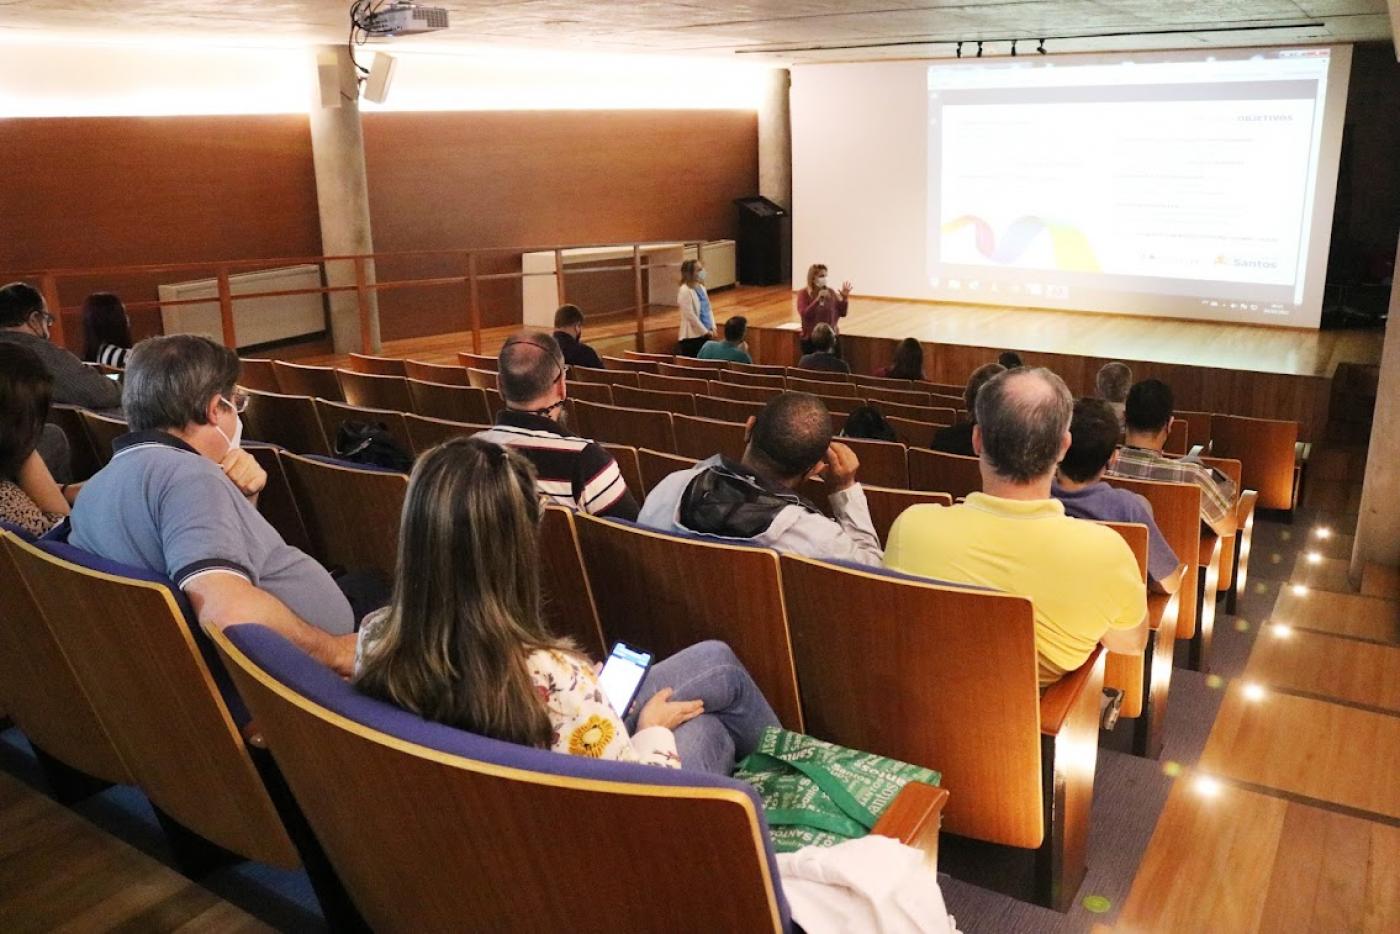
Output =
[
  {"x1": 1174, "y1": 410, "x2": 1212, "y2": 449},
  {"x1": 1106, "y1": 475, "x2": 1202, "y2": 639},
  {"x1": 871, "y1": 400, "x2": 957, "y2": 424},
  {"x1": 0, "y1": 533, "x2": 131, "y2": 785},
  {"x1": 1208, "y1": 415, "x2": 1298, "y2": 511},
  {"x1": 347, "y1": 353, "x2": 407, "y2": 377},
  {"x1": 622, "y1": 350, "x2": 672, "y2": 363},
  {"x1": 779, "y1": 554, "x2": 1044, "y2": 847},
  {"x1": 637, "y1": 372, "x2": 711, "y2": 395},
  {"x1": 6, "y1": 537, "x2": 298, "y2": 866},
  {"x1": 673, "y1": 415, "x2": 747, "y2": 461},
  {"x1": 1164, "y1": 418, "x2": 1189, "y2": 456},
  {"x1": 709, "y1": 381, "x2": 781, "y2": 404},
  {"x1": 600, "y1": 444, "x2": 645, "y2": 503},
  {"x1": 208, "y1": 624, "x2": 786, "y2": 934},
  {"x1": 571, "y1": 365, "x2": 638, "y2": 388},
  {"x1": 612, "y1": 384, "x2": 697, "y2": 417},
  {"x1": 638, "y1": 448, "x2": 696, "y2": 495},
  {"x1": 404, "y1": 414, "x2": 486, "y2": 454},
  {"x1": 864, "y1": 386, "x2": 933, "y2": 407},
  {"x1": 77, "y1": 409, "x2": 128, "y2": 467},
  {"x1": 1200, "y1": 455, "x2": 1243, "y2": 592},
  {"x1": 908, "y1": 448, "x2": 982, "y2": 499},
  {"x1": 406, "y1": 380, "x2": 491, "y2": 424},
  {"x1": 726, "y1": 361, "x2": 787, "y2": 376},
  {"x1": 861, "y1": 486, "x2": 952, "y2": 546},
  {"x1": 573, "y1": 514, "x2": 802, "y2": 730},
  {"x1": 244, "y1": 445, "x2": 313, "y2": 554},
  {"x1": 404, "y1": 359, "x2": 471, "y2": 386},
  {"x1": 787, "y1": 367, "x2": 853, "y2": 383},
  {"x1": 466, "y1": 368, "x2": 499, "y2": 391},
  {"x1": 565, "y1": 380, "x2": 613, "y2": 405},
  {"x1": 788, "y1": 375, "x2": 857, "y2": 396},
  {"x1": 47, "y1": 404, "x2": 103, "y2": 481},
  {"x1": 887, "y1": 417, "x2": 941, "y2": 448},
  {"x1": 314, "y1": 399, "x2": 414, "y2": 457},
  {"x1": 853, "y1": 373, "x2": 915, "y2": 390},
  {"x1": 915, "y1": 380, "x2": 966, "y2": 396},
  {"x1": 538, "y1": 506, "x2": 606, "y2": 656},
  {"x1": 663, "y1": 358, "x2": 725, "y2": 377},
  {"x1": 236, "y1": 357, "x2": 281, "y2": 393},
  {"x1": 456, "y1": 351, "x2": 496, "y2": 371},
  {"x1": 599, "y1": 355, "x2": 659, "y2": 373},
  {"x1": 811, "y1": 393, "x2": 862, "y2": 415},
  {"x1": 1099, "y1": 522, "x2": 1151, "y2": 719},
  {"x1": 720, "y1": 370, "x2": 787, "y2": 389},
  {"x1": 281, "y1": 452, "x2": 408, "y2": 579},
  {"x1": 834, "y1": 436, "x2": 908, "y2": 488},
  {"x1": 244, "y1": 388, "x2": 332, "y2": 456},
  {"x1": 572, "y1": 400, "x2": 675, "y2": 454},
  {"x1": 337, "y1": 369, "x2": 413, "y2": 412},
  {"x1": 273, "y1": 360, "x2": 343, "y2": 401},
  {"x1": 696, "y1": 395, "x2": 766, "y2": 423}
]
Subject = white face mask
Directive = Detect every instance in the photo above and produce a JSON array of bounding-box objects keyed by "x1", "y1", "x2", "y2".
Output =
[
  {"x1": 215, "y1": 396, "x2": 243, "y2": 455},
  {"x1": 697, "y1": 269, "x2": 707, "y2": 283},
  {"x1": 815, "y1": 276, "x2": 828, "y2": 288}
]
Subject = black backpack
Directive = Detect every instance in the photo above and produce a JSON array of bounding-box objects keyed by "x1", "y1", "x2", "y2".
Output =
[{"x1": 333, "y1": 419, "x2": 413, "y2": 472}]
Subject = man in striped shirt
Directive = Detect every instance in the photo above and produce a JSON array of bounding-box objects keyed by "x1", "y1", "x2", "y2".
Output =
[
  {"x1": 474, "y1": 331, "x2": 639, "y2": 520},
  {"x1": 1107, "y1": 379, "x2": 1237, "y2": 537}
]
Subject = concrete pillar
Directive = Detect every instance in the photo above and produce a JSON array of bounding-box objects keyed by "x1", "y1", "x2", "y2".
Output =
[
  {"x1": 1350, "y1": 234, "x2": 1400, "y2": 578},
  {"x1": 758, "y1": 68, "x2": 792, "y2": 210},
  {"x1": 309, "y1": 46, "x2": 380, "y2": 353}
]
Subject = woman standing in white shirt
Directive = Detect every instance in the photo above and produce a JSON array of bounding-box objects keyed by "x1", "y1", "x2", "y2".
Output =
[{"x1": 676, "y1": 259, "x2": 716, "y2": 357}]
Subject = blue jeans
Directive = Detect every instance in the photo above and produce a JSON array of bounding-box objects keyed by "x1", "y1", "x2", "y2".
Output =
[{"x1": 625, "y1": 641, "x2": 780, "y2": 776}]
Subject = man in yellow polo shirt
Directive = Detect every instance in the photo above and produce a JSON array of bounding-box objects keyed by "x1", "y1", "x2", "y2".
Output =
[{"x1": 886, "y1": 367, "x2": 1147, "y2": 685}]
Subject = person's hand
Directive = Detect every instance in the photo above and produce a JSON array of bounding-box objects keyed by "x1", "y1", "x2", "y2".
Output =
[
  {"x1": 840, "y1": 280, "x2": 853, "y2": 299},
  {"x1": 319, "y1": 632, "x2": 359, "y2": 678},
  {"x1": 817, "y1": 288, "x2": 833, "y2": 305},
  {"x1": 819, "y1": 441, "x2": 861, "y2": 492},
  {"x1": 636, "y1": 687, "x2": 704, "y2": 731},
  {"x1": 220, "y1": 448, "x2": 267, "y2": 498}
]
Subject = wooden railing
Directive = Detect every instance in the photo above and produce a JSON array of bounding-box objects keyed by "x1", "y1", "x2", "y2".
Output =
[{"x1": 4, "y1": 239, "x2": 714, "y2": 355}]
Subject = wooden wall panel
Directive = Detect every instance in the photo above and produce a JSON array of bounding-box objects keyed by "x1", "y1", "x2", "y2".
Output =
[
  {"x1": 0, "y1": 115, "x2": 322, "y2": 351},
  {"x1": 361, "y1": 110, "x2": 758, "y2": 340}
]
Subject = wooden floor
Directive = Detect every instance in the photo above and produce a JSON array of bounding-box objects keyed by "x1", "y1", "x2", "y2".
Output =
[{"x1": 0, "y1": 771, "x2": 269, "y2": 932}]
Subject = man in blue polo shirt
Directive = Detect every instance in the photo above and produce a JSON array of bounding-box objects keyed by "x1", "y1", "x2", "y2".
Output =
[{"x1": 70, "y1": 335, "x2": 359, "y2": 675}]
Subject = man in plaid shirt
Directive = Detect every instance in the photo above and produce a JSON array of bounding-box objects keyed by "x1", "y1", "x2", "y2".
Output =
[{"x1": 1107, "y1": 379, "x2": 1237, "y2": 537}]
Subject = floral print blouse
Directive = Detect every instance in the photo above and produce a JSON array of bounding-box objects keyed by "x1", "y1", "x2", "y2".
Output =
[
  {"x1": 355, "y1": 612, "x2": 680, "y2": 768},
  {"x1": 0, "y1": 480, "x2": 64, "y2": 538}
]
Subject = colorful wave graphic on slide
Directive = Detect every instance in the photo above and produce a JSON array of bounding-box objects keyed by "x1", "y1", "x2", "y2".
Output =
[{"x1": 942, "y1": 215, "x2": 1101, "y2": 272}]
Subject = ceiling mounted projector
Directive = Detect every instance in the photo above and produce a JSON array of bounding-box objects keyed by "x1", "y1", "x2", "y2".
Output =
[{"x1": 362, "y1": 2, "x2": 449, "y2": 36}]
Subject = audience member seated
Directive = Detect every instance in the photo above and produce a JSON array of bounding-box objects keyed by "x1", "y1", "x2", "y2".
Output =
[
  {"x1": 930, "y1": 362, "x2": 1005, "y2": 457},
  {"x1": 551, "y1": 303, "x2": 603, "y2": 369},
  {"x1": 840, "y1": 404, "x2": 898, "y2": 442},
  {"x1": 1053, "y1": 398, "x2": 1184, "y2": 594},
  {"x1": 676, "y1": 259, "x2": 716, "y2": 357},
  {"x1": 81, "y1": 292, "x2": 135, "y2": 370},
  {"x1": 885, "y1": 368, "x2": 1148, "y2": 685},
  {"x1": 876, "y1": 337, "x2": 925, "y2": 381},
  {"x1": 795, "y1": 263, "x2": 852, "y2": 355},
  {"x1": 69, "y1": 335, "x2": 361, "y2": 674},
  {"x1": 0, "y1": 344, "x2": 74, "y2": 536},
  {"x1": 1095, "y1": 361, "x2": 1132, "y2": 428},
  {"x1": 355, "y1": 437, "x2": 780, "y2": 775},
  {"x1": 475, "y1": 330, "x2": 640, "y2": 520},
  {"x1": 0, "y1": 281, "x2": 122, "y2": 413},
  {"x1": 698, "y1": 315, "x2": 753, "y2": 364},
  {"x1": 1107, "y1": 379, "x2": 1238, "y2": 537},
  {"x1": 998, "y1": 351, "x2": 1023, "y2": 369},
  {"x1": 796, "y1": 323, "x2": 851, "y2": 375},
  {"x1": 638, "y1": 392, "x2": 881, "y2": 566}
]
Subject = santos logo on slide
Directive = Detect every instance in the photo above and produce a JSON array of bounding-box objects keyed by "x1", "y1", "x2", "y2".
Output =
[{"x1": 941, "y1": 215, "x2": 1102, "y2": 273}]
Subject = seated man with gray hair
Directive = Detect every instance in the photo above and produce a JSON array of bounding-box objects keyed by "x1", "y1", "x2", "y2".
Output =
[
  {"x1": 1095, "y1": 361, "x2": 1133, "y2": 427},
  {"x1": 884, "y1": 367, "x2": 1148, "y2": 685},
  {"x1": 69, "y1": 335, "x2": 360, "y2": 674}
]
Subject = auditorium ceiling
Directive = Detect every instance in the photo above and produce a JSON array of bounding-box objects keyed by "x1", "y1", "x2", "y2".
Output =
[{"x1": 0, "y1": 1, "x2": 1392, "y2": 61}]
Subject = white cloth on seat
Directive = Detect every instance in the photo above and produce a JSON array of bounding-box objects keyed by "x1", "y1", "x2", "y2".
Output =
[{"x1": 777, "y1": 835, "x2": 960, "y2": 934}]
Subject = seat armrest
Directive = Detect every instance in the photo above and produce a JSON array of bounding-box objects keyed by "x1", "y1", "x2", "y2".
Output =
[
  {"x1": 1146, "y1": 592, "x2": 1173, "y2": 631},
  {"x1": 1237, "y1": 489, "x2": 1258, "y2": 527},
  {"x1": 240, "y1": 721, "x2": 267, "y2": 750},
  {"x1": 1198, "y1": 531, "x2": 1220, "y2": 566},
  {"x1": 1040, "y1": 645, "x2": 1105, "y2": 736},
  {"x1": 871, "y1": 781, "x2": 949, "y2": 870}
]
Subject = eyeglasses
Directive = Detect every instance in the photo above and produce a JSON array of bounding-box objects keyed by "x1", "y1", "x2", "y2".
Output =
[
  {"x1": 224, "y1": 389, "x2": 250, "y2": 414},
  {"x1": 31, "y1": 311, "x2": 55, "y2": 328}
]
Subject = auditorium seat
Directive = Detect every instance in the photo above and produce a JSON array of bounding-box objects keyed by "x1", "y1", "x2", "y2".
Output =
[
  {"x1": 273, "y1": 360, "x2": 344, "y2": 401},
  {"x1": 599, "y1": 355, "x2": 659, "y2": 374},
  {"x1": 456, "y1": 351, "x2": 496, "y2": 371},
  {"x1": 244, "y1": 444, "x2": 313, "y2": 554},
  {"x1": 622, "y1": 350, "x2": 673, "y2": 364},
  {"x1": 637, "y1": 371, "x2": 711, "y2": 395},
  {"x1": 786, "y1": 368, "x2": 853, "y2": 385},
  {"x1": 404, "y1": 359, "x2": 471, "y2": 386},
  {"x1": 572, "y1": 400, "x2": 676, "y2": 454},
  {"x1": 928, "y1": 392, "x2": 966, "y2": 409},
  {"x1": 853, "y1": 373, "x2": 915, "y2": 390},
  {"x1": 466, "y1": 368, "x2": 499, "y2": 391},
  {"x1": 837, "y1": 436, "x2": 909, "y2": 489},
  {"x1": 600, "y1": 444, "x2": 645, "y2": 502},
  {"x1": 812, "y1": 393, "x2": 862, "y2": 415},
  {"x1": 696, "y1": 395, "x2": 766, "y2": 424},
  {"x1": 1174, "y1": 410, "x2": 1212, "y2": 450},
  {"x1": 1208, "y1": 414, "x2": 1299, "y2": 513},
  {"x1": 47, "y1": 404, "x2": 103, "y2": 481},
  {"x1": 787, "y1": 375, "x2": 857, "y2": 396},
  {"x1": 337, "y1": 369, "x2": 414, "y2": 412},
  {"x1": 573, "y1": 515, "x2": 803, "y2": 731},
  {"x1": 861, "y1": 486, "x2": 952, "y2": 546},
  {"x1": 236, "y1": 357, "x2": 281, "y2": 393},
  {"x1": 244, "y1": 388, "x2": 333, "y2": 457},
  {"x1": 538, "y1": 506, "x2": 606, "y2": 656},
  {"x1": 78, "y1": 409, "x2": 128, "y2": 466},
  {"x1": 710, "y1": 381, "x2": 781, "y2": 404},
  {"x1": 638, "y1": 448, "x2": 695, "y2": 494},
  {"x1": 727, "y1": 360, "x2": 788, "y2": 376},
  {"x1": 347, "y1": 353, "x2": 407, "y2": 377},
  {"x1": 314, "y1": 399, "x2": 414, "y2": 457},
  {"x1": 779, "y1": 554, "x2": 1104, "y2": 910},
  {"x1": 406, "y1": 379, "x2": 492, "y2": 424},
  {"x1": 281, "y1": 452, "x2": 407, "y2": 580},
  {"x1": 663, "y1": 359, "x2": 725, "y2": 377},
  {"x1": 0, "y1": 531, "x2": 133, "y2": 796},
  {"x1": 916, "y1": 381, "x2": 967, "y2": 397},
  {"x1": 1164, "y1": 418, "x2": 1189, "y2": 456},
  {"x1": 571, "y1": 365, "x2": 639, "y2": 388},
  {"x1": 870, "y1": 400, "x2": 958, "y2": 424},
  {"x1": 207, "y1": 622, "x2": 946, "y2": 933},
  {"x1": 565, "y1": 380, "x2": 613, "y2": 405},
  {"x1": 673, "y1": 414, "x2": 747, "y2": 461},
  {"x1": 908, "y1": 448, "x2": 982, "y2": 500},
  {"x1": 404, "y1": 414, "x2": 487, "y2": 454},
  {"x1": 719, "y1": 369, "x2": 787, "y2": 389},
  {"x1": 1226, "y1": 489, "x2": 1260, "y2": 615},
  {"x1": 887, "y1": 416, "x2": 942, "y2": 448},
  {"x1": 612, "y1": 384, "x2": 697, "y2": 417},
  {"x1": 864, "y1": 386, "x2": 934, "y2": 407}
]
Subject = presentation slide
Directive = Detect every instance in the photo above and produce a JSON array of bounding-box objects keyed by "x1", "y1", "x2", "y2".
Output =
[{"x1": 790, "y1": 47, "x2": 1351, "y2": 328}]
